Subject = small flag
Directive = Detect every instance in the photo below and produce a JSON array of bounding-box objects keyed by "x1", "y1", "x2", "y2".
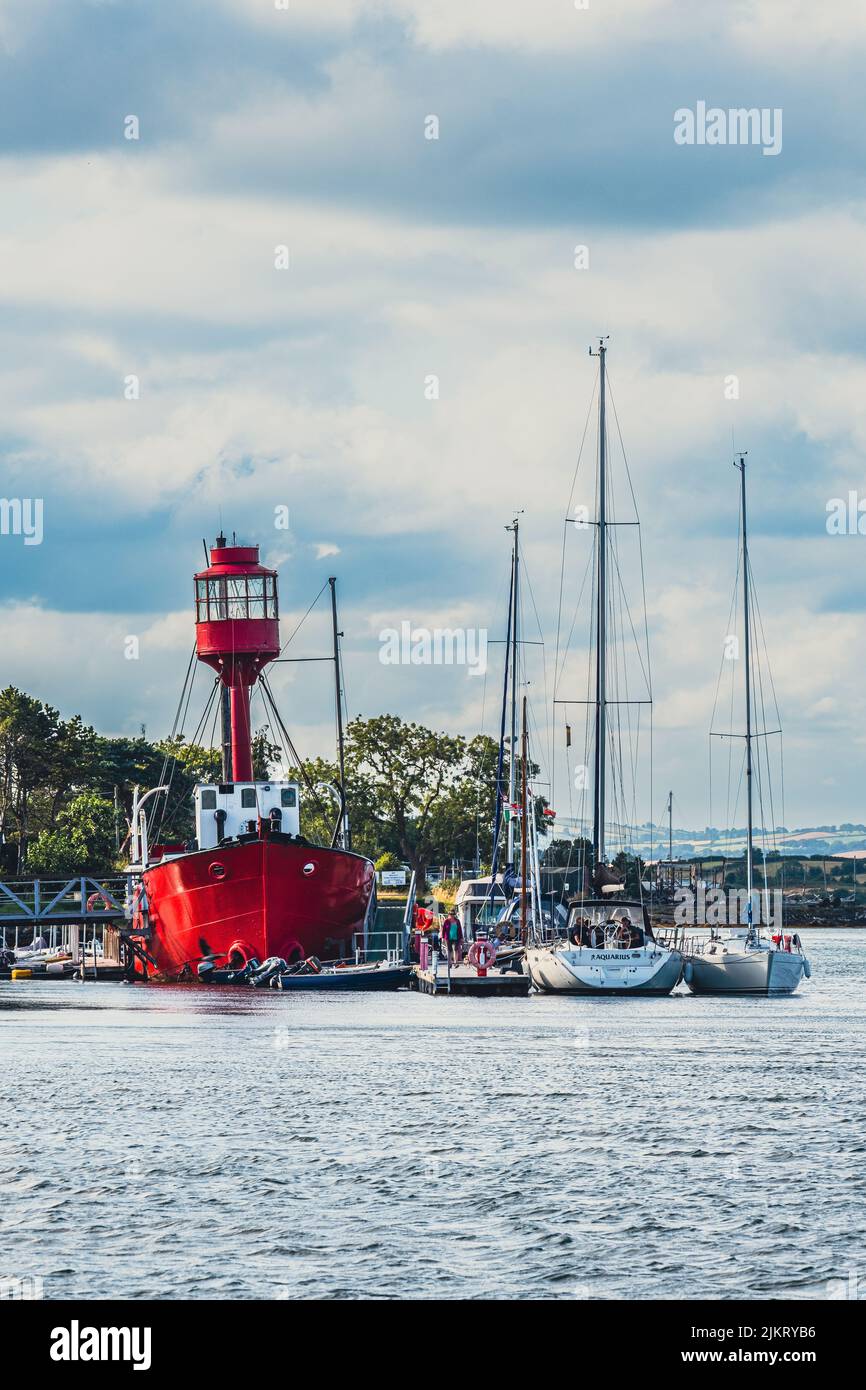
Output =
[{"x1": 542, "y1": 807, "x2": 557, "y2": 820}]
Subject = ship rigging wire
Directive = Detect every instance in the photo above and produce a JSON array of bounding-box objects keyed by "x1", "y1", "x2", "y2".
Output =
[
  {"x1": 552, "y1": 356, "x2": 652, "y2": 909},
  {"x1": 708, "y1": 477, "x2": 785, "y2": 906}
]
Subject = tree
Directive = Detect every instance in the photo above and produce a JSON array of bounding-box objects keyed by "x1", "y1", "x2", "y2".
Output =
[
  {"x1": 0, "y1": 688, "x2": 65, "y2": 869},
  {"x1": 425, "y1": 733, "x2": 500, "y2": 868},
  {"x1": 27, "y1": 792, "x2": 117, "y2": 876},
  {"x1": 251, "y1": 728, "x2": 282, "y2": 779},
  {"x1": 345, "y1": 715, "x2": 466, "y2": 881},
  {"x1": 611, "y1": 850, "x2": 646, "y2": 897},
  {"x1": 543, "y1": 837, "x2": 593, "y2": 871},
  {"x1": 297, "y1": 755, "x2": 345, "y2": 848}
]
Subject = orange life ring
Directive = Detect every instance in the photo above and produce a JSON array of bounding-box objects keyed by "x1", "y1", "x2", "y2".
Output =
[
  {"x1": 468, "y1": 940, "x2": 497, "y2": 971},
  {"x1": 86, "y1": 892, "x2": 111, "y2": 912}
]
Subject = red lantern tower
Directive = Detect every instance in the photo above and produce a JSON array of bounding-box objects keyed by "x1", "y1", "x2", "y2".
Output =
[{"x1": 194, "y1": 534, "x2": 280, "y2": 782}]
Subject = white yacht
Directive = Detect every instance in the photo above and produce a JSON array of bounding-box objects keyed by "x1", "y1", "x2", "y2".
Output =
[
  {"x1": 683, "y1": 925, "x2": 810, "y2": 995},
  {"x1": 526, "y1": 897, "x2": 683, "y2": 995}
]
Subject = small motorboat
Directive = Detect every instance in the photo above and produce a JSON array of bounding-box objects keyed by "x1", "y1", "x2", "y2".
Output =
[
  {"x1": 197, "y1": 954, "x2": 411, "y2": 990},
  {"x1": 274, "y1": 960, "x2": 411, "y2": 991}
]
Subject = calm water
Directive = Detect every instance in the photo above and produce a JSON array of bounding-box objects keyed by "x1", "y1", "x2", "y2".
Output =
[{"x1": 1, "y1": 930, "x2": 864, "y2": 1301}]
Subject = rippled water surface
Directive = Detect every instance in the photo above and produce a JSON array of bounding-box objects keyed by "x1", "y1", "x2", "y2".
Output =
[{"x1": 2, "y1": 930, "x2": 864, "y2": 1300}]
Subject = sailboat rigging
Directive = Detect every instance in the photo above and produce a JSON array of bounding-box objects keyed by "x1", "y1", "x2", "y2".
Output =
[
  {"x1": 525, "y1": 340, "x2": 683, "y2": 994},
  {"x1": 682, "y1": 456, "x2": 811, "y2": 994}
]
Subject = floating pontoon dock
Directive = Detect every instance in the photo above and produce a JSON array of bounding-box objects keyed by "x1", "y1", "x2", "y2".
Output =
[{"x1": 412, "y1": 961, "x2": 530, "y2": 996}]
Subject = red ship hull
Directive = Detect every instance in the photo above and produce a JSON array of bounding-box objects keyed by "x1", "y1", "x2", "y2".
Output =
[{"x1": 135, "y1": 835, "x2": 375, "y2": 980}]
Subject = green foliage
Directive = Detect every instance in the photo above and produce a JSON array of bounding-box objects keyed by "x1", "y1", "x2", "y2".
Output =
[
  {"x1": 0, "y1": 687, "x2": 102, "y2": 871},
  {"x1": 375, "y1": 851, "x2": 403, "y2": 871},
  {"x1": 27, "y1": 792, "x2": 117, "y2": 876},
  {"x1": 345, "y1": 714, "x2": 472, "y2": 878},
  {"x1": 611, "y1": 850, "x2": 646, "y2": 897},
  {"x1": 432, "y1": 876, "x2": 460, "y2": 905},
  {"x1": 251, "y1": 729, "x2": 282, "y2": 780},
  {"x1": 296, "y1": 756, "x2": 343, "y2": 846},
  {"x1": 542, "y1": 837, "x2": 593, "y2": 869}
]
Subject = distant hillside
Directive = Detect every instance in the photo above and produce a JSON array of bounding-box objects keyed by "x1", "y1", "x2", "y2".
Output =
[{"x1": 553, "y1": 820, "x2": 866, "y2": 859}]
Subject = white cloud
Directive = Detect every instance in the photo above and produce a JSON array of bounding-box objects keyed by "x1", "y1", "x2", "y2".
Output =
[{"x1": 219, "y1": 0, "x2": 866, "y2": 55}]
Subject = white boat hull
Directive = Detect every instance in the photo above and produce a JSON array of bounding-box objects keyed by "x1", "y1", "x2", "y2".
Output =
[
  {"x1": 684, "y1": 944, "x2": 807, "y2": 995},
  {"x1": 525, "y1": 943, "x2": 683, "y2": 995}
]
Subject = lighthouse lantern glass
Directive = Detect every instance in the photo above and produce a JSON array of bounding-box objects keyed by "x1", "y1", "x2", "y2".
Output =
[{"x1": 195, "y1": 574, "x2": 278, "y2": 623}]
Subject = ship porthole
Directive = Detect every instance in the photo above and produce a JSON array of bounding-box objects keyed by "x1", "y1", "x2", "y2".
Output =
[
  {"x1": 302, "y1": 862, "x2": 316, "y2": 875},
  {"x1": 209, "y1": 862, "x2": 227, "y2": 880}
]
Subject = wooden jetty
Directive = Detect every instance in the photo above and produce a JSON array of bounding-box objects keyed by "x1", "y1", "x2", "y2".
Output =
[{"x1": 412, "y1": 960, "x2": 530, "y2": 997}]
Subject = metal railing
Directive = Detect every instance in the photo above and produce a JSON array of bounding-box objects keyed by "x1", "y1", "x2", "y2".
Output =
[
  {"x1": 0, "y1": 876, "x2": 130, "y2": 952},
  {"x1": 0, "y1": 876, "x2": 129, "y2": 923},
  {"x1": 351, "y1": 931, "x2": 407, "y2": 966}
]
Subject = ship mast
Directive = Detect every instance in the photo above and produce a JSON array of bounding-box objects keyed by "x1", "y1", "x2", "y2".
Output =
[
  {"x1": 736, "y1": 453, "x2": 755, "y2": 932},
  {"x1": 590, "y1": 338, "x2": 608, "y2": 870}
]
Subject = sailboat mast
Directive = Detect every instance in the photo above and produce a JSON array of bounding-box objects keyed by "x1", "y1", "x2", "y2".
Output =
[
  {"x1": 592, "y1": 339, "x2": 608, "y2": 868},
  {"x1": 521, "y1": 694, "x2": 528, "y2": 943},
  {"x1": 737, "y1": 454, "x2": 754, "y2": 928},
  {"x1": 507, "y1": 518, "x2": 520, "y2": 862},
  {"x1": 668, "y1": 790, "x2": 674, "y2": 896},
  {"x1": 329, "y1": 576, "x2": 350, "y2": 849}
]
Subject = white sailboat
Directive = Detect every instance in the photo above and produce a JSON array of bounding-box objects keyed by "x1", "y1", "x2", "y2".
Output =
[
  {"x1": 525, "y1": 340, "x2": 683, "y2": 995},
  {"x1": 683, "y1": 455, "x2": 811, "y2": 996}
]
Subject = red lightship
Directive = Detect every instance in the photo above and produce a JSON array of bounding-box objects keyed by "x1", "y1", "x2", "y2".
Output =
[{"x1": 131, "y1": 535, "x2": 374, "y2": 979}]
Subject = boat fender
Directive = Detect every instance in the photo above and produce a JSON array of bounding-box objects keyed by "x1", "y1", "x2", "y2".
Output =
[
  {"x1": 227, "y1": 940, "x2": 257, "y2": 969},
  {"x1": 11, "y1": 968, "x2": 32, "y2": 980},
  {"x1": 683, "y1": 960, "x2": 693, "y2": 985},
  {"x1": 803, "y1": 959, "x2": 812, "y2": 978}
]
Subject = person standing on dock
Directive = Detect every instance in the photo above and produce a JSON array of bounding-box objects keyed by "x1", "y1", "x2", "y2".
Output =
[{"x1": 442, "y1": 909, "x2": 463, "y2": 966}]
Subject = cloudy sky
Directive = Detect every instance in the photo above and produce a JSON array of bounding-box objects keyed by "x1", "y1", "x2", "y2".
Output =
[{"x1": 1, "y1": 0, "x2": 865, "y2": 830}]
